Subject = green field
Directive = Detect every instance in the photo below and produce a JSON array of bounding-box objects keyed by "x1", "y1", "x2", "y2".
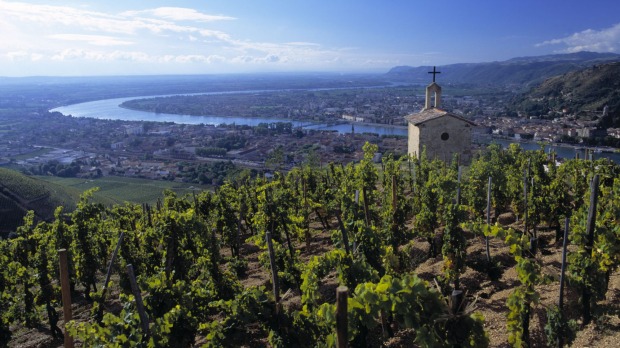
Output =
[{"x1": 37, "y1": 176, "x2": 211, "y2": 205}]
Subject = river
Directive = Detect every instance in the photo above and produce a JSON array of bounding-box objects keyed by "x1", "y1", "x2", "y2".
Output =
[
  {"x1": 50, "y1": 93, "x2": 409, "y2": 136},
  {"x1": 488, "y1": 138, "x2": 620, "y2": 163},
  {"x1": 50, "y1": 95, "x2": 620, "y2": 163}
]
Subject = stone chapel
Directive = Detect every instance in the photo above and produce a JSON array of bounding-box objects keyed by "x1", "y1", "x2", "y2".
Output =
[{"x1": 406, "y1": 67, "x2": 474, "y2": 163}]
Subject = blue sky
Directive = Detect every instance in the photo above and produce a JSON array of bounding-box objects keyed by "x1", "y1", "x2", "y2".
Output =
[{"x1": 1, "y1": 0, "x2": 620, "y2": 76}]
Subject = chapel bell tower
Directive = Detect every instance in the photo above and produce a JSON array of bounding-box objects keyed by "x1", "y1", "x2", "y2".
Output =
[{"x1": 424, "y1": 66, "x2": 442, "y2": 110}]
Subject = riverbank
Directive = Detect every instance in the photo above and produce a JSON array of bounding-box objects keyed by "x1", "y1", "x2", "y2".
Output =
[{"x1": 477, "y1": 135, "x2": 620, "y2": 163}]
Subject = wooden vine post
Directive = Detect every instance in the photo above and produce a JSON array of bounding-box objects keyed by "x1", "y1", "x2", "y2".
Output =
[
  {"x1": 559, "y1": 217, "x2": 569, "y2": 308},
  {"x1": 456, "y1": 166, "x2": 462, "y2": 205},
  {"x1": 335, "y1": 212, "x2": 351, "y2": 255},
  {"x1": 58, "y1": 249, "x2": 74, "y2": 348},
  {"x1": 362, "y1": 187, "x2": 370, "y2": 227},
  {"x1": 522, "y1": 253, "x2": 534, "y2": 346},
  {"x1": 303, "y1": 177, "x2": 311, "y2": 250},
  {"x1": 529, "y1": 237, "x2": 538, "y2": 256},
  {"x1": 583, "y1": 174, "x2": 599, "y2": 325},
  {"x1": 412, "y1": 162, "x2": 417, "y2": 193},
  {"x1": 391, "y1": 175, "x2": 397, "y2": 212},
  {"x1": 523, "y1": 168, "x2": 528, "y2": 236},
  {"x1": 353, "y1": 190, "x2": 360, "y2": 252},
  {"x1": 529, "y1": 172, "x2": 539, "y2": 255},
  {"x1": 485, "y1": 176, "x2": 492, "y2": 263},
  {"x1": 408, "y1": 158, "x2": 414, "y2": 192},
  {"x1": 558, "y1": 217, "x2": 570, "y2": 348},
  {"x1": 522, "y1": 167, "x2": 536, "y2": 348},
  {"x1": 126, "y1": 264, "x2": 149, "y2": 336},
  {"x1": 450, "y1": 289, "x2": 464, "y2": 315},
  {"x1": 237, "y1": 208, "x2": 243, "y2": 257},
  {"x1": 266, "y1": 232, "x2": 280, "y2": 312},
  {"x1": 531, "y1": 177, "x2": 537, "y2": 240},
  {"x1": 97, "y1": 231, "x2": 125, "y2": 322},
  {"x1": 278, "y1": 213, "x2": 296, "y2": 264},
  {"x1": 336, "y1": 286, "x2": 348, "y2": 348},
  {"x1": 102, "y1": 232, "x2": 124, "y2": 298}
]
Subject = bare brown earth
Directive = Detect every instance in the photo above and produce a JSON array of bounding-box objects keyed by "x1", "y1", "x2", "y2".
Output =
[{"x1": 8, "y1": 220, "x2": 620, "y2": 347}]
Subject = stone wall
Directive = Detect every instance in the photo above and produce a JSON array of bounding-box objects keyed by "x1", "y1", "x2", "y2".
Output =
[{"x1": 408, "y1": 115, "x2": 472, "y2": 163}]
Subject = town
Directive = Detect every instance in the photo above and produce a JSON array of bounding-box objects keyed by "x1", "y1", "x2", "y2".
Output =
[{"x1": 1, "y1": 82, "x2": 618, "y2": 187}]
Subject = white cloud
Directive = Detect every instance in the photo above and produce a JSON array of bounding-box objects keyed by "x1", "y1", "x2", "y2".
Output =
[
  {"x1": 49, "y1": 34, "x2": 134, "y2": 46},
  {"x1": 537, "y1": 23, "x2": 620, "y2": 53},
  {"x1": 198, "y1": 29, "x2": 232, "y2": 41},
  {"x1": 262, "y1": 54, "x2": 281, "y2": 63},
  {"x1": 160, "y1": 54, "x2": 226, "y2": 64},
  {"x1": 204, "y1": 55, "x2": 226, "y2": 64},
  {"x1": 286, "y1": 42, "x2": 321, "y2": 47},
  {"x1": 0, "y1": 1, "x2": 137, "y2": 35},
  {"x1": 3, "y1": 51, "x2": 47, "y2": 62},
  {"x1": 0, "y1": 0, "x2": 380, "y2": 75},
  {"x1": 122, "y1": 7, "x2": 235, "y2": 23},
  {"x1": 50, "y1": 49, "x2": 153, "y2": 62},
  {"x1": 0, "y1": 1, "x2": 233, "y2": 38},
  {"x1": 172, "y1": 55, "x2": 210, "y2": 63},
  {"x1": 5, "y1": 51, "x2": 29, "y2": 61},
  {"x1": 44, "y1": 50, "x2": 237, "y2": 66},
  {"x1": 360, "y1": 59, "x2": 395, "y2": 66}
]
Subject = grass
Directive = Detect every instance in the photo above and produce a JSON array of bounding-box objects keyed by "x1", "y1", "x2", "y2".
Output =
[{"x1": 36, "y1": 175, "x2": 210, "y2": 205}]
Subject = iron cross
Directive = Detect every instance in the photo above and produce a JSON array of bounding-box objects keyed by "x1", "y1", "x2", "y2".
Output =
[{"x1": 428, "y1": 66, "x2": 441, "y2": 82}]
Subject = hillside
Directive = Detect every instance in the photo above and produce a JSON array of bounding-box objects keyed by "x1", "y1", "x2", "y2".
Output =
[
  {"x1": 513, "y1": 62, "x2": 620, "y2": 127},
  {"x1": 0, "y1": 168, "x2": 79, "y2": 236},
  {"x1": 0, "y1": 169, "x2": 212, "y2": 236},
  {"x1": 1, "y1": 146, "x2": 619, "y2": 347},
  {"x1": 386, "y1": 51, "x2": 620, "y2": 88},
  {"x1": 37, "y1": 176, "x2": 210, "y2": 206}
]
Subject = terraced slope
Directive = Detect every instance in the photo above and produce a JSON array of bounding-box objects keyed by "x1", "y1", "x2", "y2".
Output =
[{"x1": 0, "y1": 168, "x2": 78, "y2": 235}]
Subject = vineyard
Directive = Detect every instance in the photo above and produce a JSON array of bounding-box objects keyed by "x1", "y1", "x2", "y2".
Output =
[
  {"x1": 0, "y1": 168, "x2": 78, "y2": 236},
  {"x1": 0, "y1": 142, "x2": 619, "y2": 347}
]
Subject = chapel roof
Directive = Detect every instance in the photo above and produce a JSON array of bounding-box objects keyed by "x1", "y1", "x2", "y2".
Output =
[{"x1": 405, "y1": 108, "x2": 476, "y2": 126}]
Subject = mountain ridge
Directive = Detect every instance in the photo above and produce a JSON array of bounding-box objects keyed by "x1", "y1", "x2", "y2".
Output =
[
  {"x1": 386, "y1": 52, "x2": 620, "y2": 88},
  {"x1": 511, "y1": 61, "x2": 620, "y2": 128}
]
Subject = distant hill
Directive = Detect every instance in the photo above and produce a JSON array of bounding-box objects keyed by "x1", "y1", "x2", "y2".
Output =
[
  {"x1": 512, "y1": 62, "x2": 620, "y2": 127},
  {"x1": 386, "y1": 52, "x2": 620, "y2": 88},
  {"x1": 0, "y1": 168, "x2": 79, "y2": 236}
]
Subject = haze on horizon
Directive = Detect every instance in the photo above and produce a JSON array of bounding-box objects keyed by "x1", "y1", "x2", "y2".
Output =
[{"x1": 2, "y1": 0, "x2": 620, "y2": 77}]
